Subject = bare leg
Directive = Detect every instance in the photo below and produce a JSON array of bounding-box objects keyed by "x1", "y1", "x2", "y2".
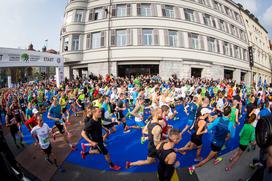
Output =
[
  {"x1": 130, "y1": 157, "x2": 155, "y2": 167},
  {"x1": 196, "y1": 151, "x2": 217, "y2": 168},
  {"x1": 227, "y1": 149, "x2": 243, "y2": 169}
]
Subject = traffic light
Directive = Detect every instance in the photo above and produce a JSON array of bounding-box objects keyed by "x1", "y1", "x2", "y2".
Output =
[{"x1": 248, "y1": 46, "x2": 254, "y2": 67}]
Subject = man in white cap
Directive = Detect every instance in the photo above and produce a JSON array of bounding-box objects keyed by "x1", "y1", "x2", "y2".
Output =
[{"x1": 24, "y1": 108, "x2": 39, "y2": 132}]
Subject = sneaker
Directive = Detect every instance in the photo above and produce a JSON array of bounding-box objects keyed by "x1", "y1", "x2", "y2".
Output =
[
  {"x1": 81, "y1": 143, "x2": 86, "y2": 152},
  {"x1": 70, "y1": 144, "x2": 77, "y2": 151},
  {"x1": 110, "y1": 165, "x2": 121, "y2": 171},
  {"x1": 80, "y1": 151, "x2": 86, "y2": 160},
  {"x1": 213, "y1": 157, "x2": 223, "y2": 165},
  {"x1": 123, "y1": 127, "x2": 131, "y2": 133},
  {"x1": 188, "y1": 166, "x2": 195, "y2": 175},
  {"x1": 57, "y1": 165, "x2": 65, "y2": 173},
  {"x1": 225, "y1": 167, "x2": 231, "y2": 172},
  {"x1": 194, "y1": 157, "x2": 203, "y2": 162},
  {"x1": 141, "y1": 137, "x2": 146, "y2": 144},
  {"x1": 125, "y1": 161, "x2": 131, "y2": 169}
]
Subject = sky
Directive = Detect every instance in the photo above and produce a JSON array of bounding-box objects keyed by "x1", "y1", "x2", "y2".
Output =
[{"x1": 0, "y1": 0, "x2": 271, "y2": 51}]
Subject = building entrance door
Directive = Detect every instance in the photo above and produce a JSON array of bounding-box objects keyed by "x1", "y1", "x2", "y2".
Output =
[{"x1": 118, "y1": 65, "x2": 159, "y2": 77}]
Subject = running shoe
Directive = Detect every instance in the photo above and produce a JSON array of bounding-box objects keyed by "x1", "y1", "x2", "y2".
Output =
[
  {"x1": 125, "y1": 161, "x2": 131, "y2": 169},
  {"x1": 123, "y1": 127, "x2": 131, "y2": 133},
  {"x1": 188, "y1": 166, "x2": 195, "y2": 175},
  {"x1": 194, "y1": 157, "x2": 203, "y2": 162},
  {"x1": 140, "y1": 137, "x2": 146, "y2": 144},
  {"x1": 81, "y1": 143, "x2": 86, "y2": 152},
  {"x1": 110, "y1": 165, "x2": 121, "y2": 171},
  {"x1": 225, "y1": 167, "x2": 231, "y2": 172},
  {"x1": 80, "y1": 151, "x2": 86, "y2": 160},
  {"x1": 70, "y1": 144, "x2": 77, "y2": 151},
  {"x1": 213, "y1": 157, "x2": 223, "y2": 165}
]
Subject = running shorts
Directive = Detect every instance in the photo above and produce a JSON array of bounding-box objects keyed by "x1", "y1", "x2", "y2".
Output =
[
  {"x1": 42, "y1": 144, "x2": 52, "y2": 155},
  {"x1": 191, "y1": 133, "x2": 202, "y2": 147},
  {"x1": 55, "y1": 122, "x2": 65, "y2": 134},
  {"x1": 94, "y1": 142, "x2": 108, "y2": 155},
  {"x1": 239, "y1": 144, "x2": 248, "y2": 151},
  {"x1": 211, "y1": 143, "x2": 223, "y2": 152}
]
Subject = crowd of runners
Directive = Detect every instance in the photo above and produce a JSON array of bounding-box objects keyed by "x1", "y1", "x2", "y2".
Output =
[{"x1": 1, "y1": 74, "x2": 272, "y2": 180}]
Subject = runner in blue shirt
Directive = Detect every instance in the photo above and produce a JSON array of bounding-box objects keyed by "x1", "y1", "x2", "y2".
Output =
[{"x1": 188, "y1": 106, "x2": 233, "y2": 174}]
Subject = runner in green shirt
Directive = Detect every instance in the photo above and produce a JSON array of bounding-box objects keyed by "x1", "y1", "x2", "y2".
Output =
[{"x1": 226, "y1": 114, "x2": 256, "y2": 171}]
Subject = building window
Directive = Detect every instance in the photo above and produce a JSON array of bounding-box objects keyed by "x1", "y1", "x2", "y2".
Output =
[
  {"x1": 242, "y1": 49, "x2": 247, "y2": 60},
  {"x1": 234, "y1": 12, "x2": 240, "y2": 22},
  {"x1": 184, "y1": 9, "x2": 195, "y2": 22},
  {"x1": 163, "y1": 5, "x2": 174, "y2": 18},
  {"x1": 94, "y1": 8, "x2": 103, "y2": 20},
  {"x1": 213, "y1": 1, "x2": 219, "y2": 10},
  {"x1": 116, "y1": 4, "x2": 127, "y2": 17},
  {"x1": 203, "y1": 14, "x2": 211, "y2": 26},
  {"x1": 168, "y1": 30, "x2": 177, "y2": 47},
  {"x1": 231, "y1": 25, "x2": 236, "y2": 36},
  {"x1": 219, "y1": 19, "x2": 226, "y2": 31},
  {"x1": 224, "y1": 6, "x2": 230, "y2": 16},
  {"x1": 240, "y1": 30, "x2": 245, "y2": 41},
  {"x1": 207, "y1": 37, "x2": 215, "y2": 52},
  {"x1": 116, "y1": 30, "x2": 127, "y2": 47},
  {"x1": 65, "y1": 11, "x2": 73, "y2": 25},
  {"x1": 72, "y1": 35, "x2": 80, "y2": 51},
  {"x1": 143, "y1": 29, "x2": 153, "y2": 45},
  {"x1": 91, "y1": 32, "x2": 101, "y2": 49},
  {"x1": 198, "y1": 0, "x2": 206, "y2": 5},
  {"x1": 86, "y1": 34, "x2": 91, "y2": 49},
  {"x1": 140, "y1": 4, "x2": 151, "y2": 16},
  {"x1": 75, "y1": 10, "x2": 84, "y2": 22},
  {"x1": 234, "y1": 45, "x2": 240, "y2": 58},
  {"x1": 189, "y1": 33, "x2": 199, "y2": 49},
  {"x1": 223, "y1": 42, "x2": 229, "y2": 55},
  {"x1": 63, "y1": 36, "x2": 69, "y2": 51}
]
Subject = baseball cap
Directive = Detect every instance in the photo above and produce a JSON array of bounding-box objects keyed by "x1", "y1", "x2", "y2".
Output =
[
  {"x1": 32, "y1": 108, "x2": 39, "y2": 114},
  {"x1": 201, "y1": 108, "x2": 211, "y2": 115}
]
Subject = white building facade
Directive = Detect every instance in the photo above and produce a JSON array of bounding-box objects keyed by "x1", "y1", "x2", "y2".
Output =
[
  {"x1": 61, "y1": 0, "x2": 252, "y2": 83},
  {"x1": 239, "y1": 7, "x2": 272, "y2": 85}
]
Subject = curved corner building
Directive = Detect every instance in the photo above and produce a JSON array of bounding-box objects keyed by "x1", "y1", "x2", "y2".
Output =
[{"x1": 60, "y1": 0, "x2": 252, "y2": 83}]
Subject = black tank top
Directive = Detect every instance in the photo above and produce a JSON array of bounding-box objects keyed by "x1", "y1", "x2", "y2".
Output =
[
  {"x1": 147, "y1": 122, "x2": 162, "y2": 147},
  {"x1": 157, "y1": 142, "x2": 175, "y2": 164},
  {"x1": 193, "y1": 118, "x2": 205, "y2": 133},
  {"x1": 157, "y1": 142, "x2": 176, "y2": 181}
]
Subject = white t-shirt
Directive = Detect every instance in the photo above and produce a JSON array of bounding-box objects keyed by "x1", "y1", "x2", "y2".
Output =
[{"x1": 31, "y1": 123, "x2": 51, "y2": 149}]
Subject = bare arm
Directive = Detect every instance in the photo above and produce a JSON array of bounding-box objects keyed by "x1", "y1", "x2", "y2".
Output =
[
  {"x1": 152, "y1": 125, "x2": 162, "y2": 146},
  {"x1": 196, "y1": 120, "x2": 207, "y2": 135},
  {"x1": 81, "y1": 130, "x2": 97, "y2": 146}
]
